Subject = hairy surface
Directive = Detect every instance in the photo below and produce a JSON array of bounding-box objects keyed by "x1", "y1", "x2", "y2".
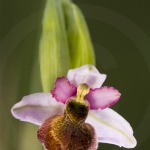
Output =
[{"x1": 37, "y1": 115, "x2": 97, "y2": 150}]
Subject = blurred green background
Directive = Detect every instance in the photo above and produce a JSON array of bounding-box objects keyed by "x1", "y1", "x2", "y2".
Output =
[{"x1": 0, "y1": 0, "x2": 150, "y2": 150}]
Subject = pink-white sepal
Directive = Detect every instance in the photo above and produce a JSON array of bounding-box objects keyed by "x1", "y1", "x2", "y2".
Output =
[
  {"x1": 67, "y1": 64, "x2": 106, "y2": 88},
  {"x1": 86, "y1": 108, "x2": 137, "y2": 148},
  {"x1": 11, "y1": 93, "x2": 64, "y2": 125}
]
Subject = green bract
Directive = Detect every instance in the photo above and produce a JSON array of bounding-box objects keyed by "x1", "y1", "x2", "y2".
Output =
[
  {"x1": 39, "y1": 0, "x2": 95, "y2": 91},
  {"x1": 63, "y1": 0, "x2": 95, "y2": 68},
  {"x1": 39, "y1": 0, "x2": 70, "y2": 91}
]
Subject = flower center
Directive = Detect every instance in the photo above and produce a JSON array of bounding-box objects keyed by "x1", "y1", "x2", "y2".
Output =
[{"x1": 76, "y1": 83, "x2": 90, "y2": 103}]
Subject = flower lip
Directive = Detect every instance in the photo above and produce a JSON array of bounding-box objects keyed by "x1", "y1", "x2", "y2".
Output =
[{"x1": 65, "y1": 96, "x2": 90, "y2": 124}]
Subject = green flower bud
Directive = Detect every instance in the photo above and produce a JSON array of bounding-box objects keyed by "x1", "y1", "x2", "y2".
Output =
[
  {"x1": 62, "y1": 0, "x2": 95, "y2": 68},
  {"x1": 39, "y1": 0, "x2": 70, "y2": 91}
]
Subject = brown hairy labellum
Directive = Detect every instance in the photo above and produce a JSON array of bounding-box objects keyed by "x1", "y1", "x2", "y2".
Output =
[{"x1": 37, "y1": 94, "x2": 97, "y2": 150}]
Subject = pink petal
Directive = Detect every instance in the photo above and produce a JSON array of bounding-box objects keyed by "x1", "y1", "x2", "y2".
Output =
[
  {"x1": 86, "y1": 86, "x2": 121, "y2": 109},
  {"x1": 86, "y1": 108, "x2": 137, "y2": 148},
  {"x1": 11, "y1": 93, "x2": 64, "y2": 125},
  {"x1": 51, "y1": 77, "x2": 77, "y2": 104},
  {"x1": 67, "y1": 64, "x2": 106, "y2": 88}
]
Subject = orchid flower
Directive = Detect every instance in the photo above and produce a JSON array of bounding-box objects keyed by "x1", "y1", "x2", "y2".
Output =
[{"x1": 11, "y1": 64, "x2": 136, "y2": 149}]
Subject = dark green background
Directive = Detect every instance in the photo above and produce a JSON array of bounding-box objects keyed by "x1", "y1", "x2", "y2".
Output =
[{"x1": 0, "y1": 0, "x2": 150, "y2": 149}]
